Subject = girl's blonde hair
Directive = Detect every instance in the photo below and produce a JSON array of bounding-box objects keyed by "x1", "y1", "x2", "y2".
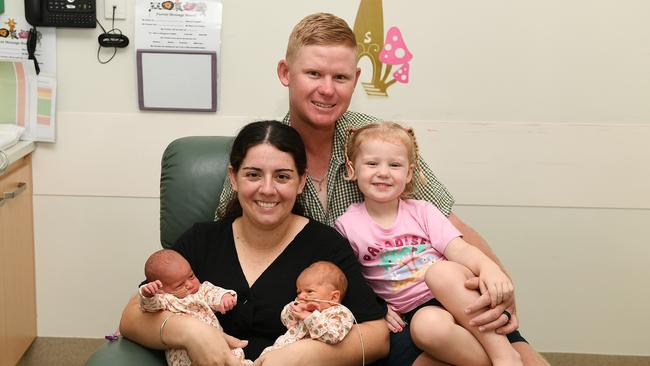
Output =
[{"x1": 344, "y1": 121, "x2": 427, "y2": 198}]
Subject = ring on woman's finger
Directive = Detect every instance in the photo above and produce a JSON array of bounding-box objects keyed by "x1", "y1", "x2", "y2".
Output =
[{"x1": 502, "y1": 310, "x2": 512, "y2": 322}]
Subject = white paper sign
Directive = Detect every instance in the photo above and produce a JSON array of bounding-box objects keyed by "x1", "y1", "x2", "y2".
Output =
[
  {"x1": 0, "y1": 15, "x2": 57, "y2": 75},
  {"x1": 135, "y1": 0, "x2": 222, "y2": 52}
]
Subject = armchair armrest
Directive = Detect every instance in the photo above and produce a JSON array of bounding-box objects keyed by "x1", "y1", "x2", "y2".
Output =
[{"x1": 85, "y1": 338, "x2": 165, "y2": 366}]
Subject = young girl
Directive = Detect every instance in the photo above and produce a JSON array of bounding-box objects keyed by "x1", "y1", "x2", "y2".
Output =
[{"x1": 335, "y1": 122, "x2": 522, "y2": 366}]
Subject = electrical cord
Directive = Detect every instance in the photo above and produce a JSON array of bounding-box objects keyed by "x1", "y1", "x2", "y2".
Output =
[{"x1": 95, "y1": 6, "x2": 129, "y2": 64}]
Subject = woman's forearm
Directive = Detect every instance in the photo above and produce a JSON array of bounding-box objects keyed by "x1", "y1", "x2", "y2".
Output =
[
  {"x1": 259, "y1": 319, "x2": 389, "y2": 366},
  {"x1": 120, "y1": 294, "x2": 237, "y2": 365},
  {"x1": 353, "y1": 319, "x2": 390, "y2": 362},
  {"x1": 119, "y1": 294, "x2": 170, "y2": 349}
]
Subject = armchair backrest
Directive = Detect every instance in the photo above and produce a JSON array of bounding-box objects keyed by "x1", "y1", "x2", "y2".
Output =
[{"x1": 160, "y1": 136, "x2": 234, "y2": 248}]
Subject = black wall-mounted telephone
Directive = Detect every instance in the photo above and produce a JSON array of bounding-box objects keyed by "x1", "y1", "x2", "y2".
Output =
[{"x1": 25, "y1": 0, "x2": 96, "y2": 28}]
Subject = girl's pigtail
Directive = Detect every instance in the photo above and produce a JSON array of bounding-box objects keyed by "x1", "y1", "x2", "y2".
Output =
[
  {"x1": 343, "y1": 128, "x2": 358, "y2": 181},
  {"x1": 405, "y1": 127, "x2": 428, "y2": 189}
]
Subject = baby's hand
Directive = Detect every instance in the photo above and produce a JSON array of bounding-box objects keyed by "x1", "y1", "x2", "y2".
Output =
[
  {"x1": 384, "y1": 305, "x2": 405, "y2": 333},
  {"x1": 290, "y1": 300, "x2": 318, "y2": 321},
  {"x1": 140, "y1": 280, "x2": 163, "y2": 298},
  {"x1": 218, "y1": 293, "x2": 237, "y2": 314},
  {"x1": 479, "y1": 266, "x2": 514, "y2": 308}
]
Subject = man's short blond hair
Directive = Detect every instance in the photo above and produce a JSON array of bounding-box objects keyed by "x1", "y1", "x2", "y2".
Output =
[{"x1": 286, "y1": 12, "x2": 357, "y2": 62}]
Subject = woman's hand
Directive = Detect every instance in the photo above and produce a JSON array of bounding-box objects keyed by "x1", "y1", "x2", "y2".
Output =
[
  {"x1": 223, "y1": 333, "x2": 248, "y2": 349},
  {"x1": 384, "y1": 305, "x2": 405, "y2": 333},
  {"x1": 176, "y1": 316, "x2": 242, "y2": 366},
  {"x1": 465, "y1": 277, "x2": 519, "y2": 334}
]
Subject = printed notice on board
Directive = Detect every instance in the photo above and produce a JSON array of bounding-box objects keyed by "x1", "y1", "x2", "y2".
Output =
[
  {"x1": 0, "y1": 15, "x2": 56, "y2": 74},
  {"x1": 135, "y1": 0, "x2": 222, "y2": 52}
]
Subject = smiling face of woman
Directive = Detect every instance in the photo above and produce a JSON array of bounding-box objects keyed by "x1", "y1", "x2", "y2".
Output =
[{"x1": 229, "y1": 143, "x2": 306, "y2": 230}]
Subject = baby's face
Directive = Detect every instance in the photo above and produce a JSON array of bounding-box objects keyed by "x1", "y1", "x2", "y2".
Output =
[
  {"x1": 159, "y1": 258, "x2": 201, "y2": 298},
  {"x1": 295, "y1": 273, "x2": 338, "y2": 309}
]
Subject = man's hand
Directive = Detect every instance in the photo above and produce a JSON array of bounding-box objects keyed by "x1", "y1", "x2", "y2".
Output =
[
  {"x1": 140, "y1": 280, "x2": 163, "y2": 298},
  {"x1": 465, "y1": 277, "x2": 519, "y2": 334},
  {"x1": 384, "y1": 305, "x2": 405, "y2": 333},
  {"x1": 218, "y1": 293, "x2": 237, "y2": 314}
]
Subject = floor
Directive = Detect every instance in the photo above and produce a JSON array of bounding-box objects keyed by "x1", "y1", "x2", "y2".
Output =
[
  {"x1": 16, "y1": 337, "x2": 650, "y2": 366},
  {"x1": 17, "y1": 337, "x2": 106, "y2": 366}
]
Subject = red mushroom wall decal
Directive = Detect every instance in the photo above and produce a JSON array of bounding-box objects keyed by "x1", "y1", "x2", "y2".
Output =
[
  {"x1": 393, "y1": 62, "x2": 410, "y2": 84},
  {"x1": 379, "y1": 26, "x2": 412, "y2": 88}
]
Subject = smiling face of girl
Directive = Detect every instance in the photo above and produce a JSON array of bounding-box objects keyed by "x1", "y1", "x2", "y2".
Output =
[
  {"x1": 351, "y1": 137, "x2": 413, "y2": 208},
  {"x1": 345, "y1": 123, "x2": 422, "y2": 212}
]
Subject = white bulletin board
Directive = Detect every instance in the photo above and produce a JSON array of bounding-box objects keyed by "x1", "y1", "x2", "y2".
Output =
[{"x1": 137, "y1": 50, "x2": 217, "y2": 112}]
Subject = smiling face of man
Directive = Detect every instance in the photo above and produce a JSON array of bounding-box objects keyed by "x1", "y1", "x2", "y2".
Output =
[{"x1": 278, "y1": 44, "x2": 360, "y2": 133}]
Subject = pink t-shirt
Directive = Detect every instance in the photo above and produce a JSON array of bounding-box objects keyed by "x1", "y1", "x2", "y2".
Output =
[{"x1": 335, "y1": 199, "x2": 461, "y2": 313}]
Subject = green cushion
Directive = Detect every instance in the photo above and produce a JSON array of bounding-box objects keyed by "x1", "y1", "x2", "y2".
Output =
[{"x1": 85, "y1": 338, "x2": 165, "y2": 365}]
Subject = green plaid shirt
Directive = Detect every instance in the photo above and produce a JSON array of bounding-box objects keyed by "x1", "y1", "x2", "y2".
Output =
[{"x1": 216, "y1": 111, "x2": 455, "y2": 225}]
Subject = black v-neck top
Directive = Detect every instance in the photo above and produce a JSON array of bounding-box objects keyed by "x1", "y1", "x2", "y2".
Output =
[{"x1": 172, "y1": 217, "x2": 386, "y2": 359}]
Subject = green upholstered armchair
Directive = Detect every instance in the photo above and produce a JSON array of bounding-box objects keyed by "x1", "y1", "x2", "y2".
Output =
[{"x1": 86, "y1": 136, "x2": 234, "y2": 365}]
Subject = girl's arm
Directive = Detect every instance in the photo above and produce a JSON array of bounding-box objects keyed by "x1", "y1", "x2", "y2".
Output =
[
  {"x1": 443, "y1": 237, "x2": 514, "y2": 308},
  {"x1": 448, "y1": 213, "x2": 506, "y2": 270},
  {"x1": 119, "y1": 295, "x2": 240, "y2": 365},
  {"x1": 255, "y1": 318, "x2": 389, "y2": 366}
]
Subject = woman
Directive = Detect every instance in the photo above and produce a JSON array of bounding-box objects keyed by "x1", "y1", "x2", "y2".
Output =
[{"x1": 119, "y1": 121, "x2": 388, "y2": 366}]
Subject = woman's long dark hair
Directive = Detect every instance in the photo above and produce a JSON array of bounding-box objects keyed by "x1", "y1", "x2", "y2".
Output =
[{"x1": 223, "y1": 120, "x2": 307, "y2": 218}]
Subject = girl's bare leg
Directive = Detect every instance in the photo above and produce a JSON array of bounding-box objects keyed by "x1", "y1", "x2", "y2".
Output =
[
  {"x1": 411, "y1": 352, "x2": 453, "y2": 366},
  {"x1": 425, "y1": 261, "x2": 522, "y2": 366},
  {"x1": 410, "y1": 306, "x2": 491, "y2": 366}
]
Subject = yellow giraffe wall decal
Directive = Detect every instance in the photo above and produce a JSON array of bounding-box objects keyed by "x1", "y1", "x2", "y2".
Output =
[{"x1": 354, "y1": 0, "x2": 413, "y2": 96}]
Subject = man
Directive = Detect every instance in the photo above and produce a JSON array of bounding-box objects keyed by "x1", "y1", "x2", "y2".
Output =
[{"x1": 219, "y1": 12, "x2": 548, "y2": 366}]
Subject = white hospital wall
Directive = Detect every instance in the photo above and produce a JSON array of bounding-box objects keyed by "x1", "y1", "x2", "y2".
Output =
[{"x1": 3, "y1": 0, "x2": 648, "y2": 356}]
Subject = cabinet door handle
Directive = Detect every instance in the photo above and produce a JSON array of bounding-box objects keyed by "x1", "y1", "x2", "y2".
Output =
[{"x1": 3, "y1": 182, "x2": 27, "y2": 199}]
